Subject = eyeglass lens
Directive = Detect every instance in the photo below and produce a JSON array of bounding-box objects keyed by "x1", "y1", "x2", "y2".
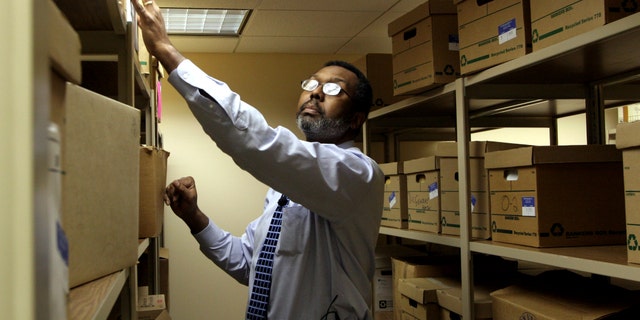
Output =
[{"x1": 301, "y1": 79, "x2": 343, "y2": 96}]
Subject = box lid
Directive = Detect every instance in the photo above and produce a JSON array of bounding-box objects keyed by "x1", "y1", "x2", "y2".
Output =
[
  {"x1": 380, "y1": 162, "x2": 403, "y2": 175},
  {"x1": 436, "y1": 141, "x2": 527, "y2": 158},
  {"x1": 388, "y1": 0, "x2": 457, "y2": 36},
  {"x1": 403, "y1": 156, "x2": 439, "y2": 174},
  {"x1": 48, "y1": 0, "x2": 82, "y2": 84},
  {"x1": 485, "y1": 145, "x2": 622, "y2": 169},
  {"x1": 398, "y1": 277, "x2": 448, "y2": 304},
  {"x1": 490, "y1": 284, "x2": 639, "y2": 319},
  {"x1": 616, "y1": 121, "x2": 640, "y2": 149},
  {"x1": 434, "y1": 278, "x2": 493, "y2": 319}
]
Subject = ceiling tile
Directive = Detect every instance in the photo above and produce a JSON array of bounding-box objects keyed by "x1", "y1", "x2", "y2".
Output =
[
  {"x1": 243, "y1": 10, "x2": 380, "y2": 37},
  {"x1": 157, "y1": 0, "x2": 261, "y2": 9},
  {"x1": 256, "y1": 0, "x2": 398, "y2": 11},
  {"x1": 154, "y1": 0, "x2": 429, "y2": 55},
  {"x1": 236, "y1": 36, "x2": 350, "y2": 54},
  {"x1": 169, "y1": 35, "x2": 239, "y2": 53},
  {"x1": 357, "y1": 10, "x2": 407, "y2": 37},
  {"x1": 337, "y1": 36, "x2": 392, "y2": 54}
]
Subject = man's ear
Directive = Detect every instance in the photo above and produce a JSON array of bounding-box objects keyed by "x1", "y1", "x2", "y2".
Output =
[{"x1": 350, "y1": 112, "x2": 367, "y2": 130}]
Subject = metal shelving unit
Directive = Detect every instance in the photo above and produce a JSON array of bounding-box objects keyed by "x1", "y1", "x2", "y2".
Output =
[
  {"x1": 49, "y1": 1, "x2": 162, "y2": 319},
  {"x1": 365, "y1": 12, "x2": 640, "y2": 320}
]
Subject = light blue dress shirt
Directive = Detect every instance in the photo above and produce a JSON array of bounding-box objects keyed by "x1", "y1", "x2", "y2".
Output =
[{"x1": 168, "y1": 60, "x2": 385, "y2": 319}]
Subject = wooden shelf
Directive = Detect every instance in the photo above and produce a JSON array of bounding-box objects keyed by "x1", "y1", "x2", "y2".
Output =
[
  {"x1": 68, "y1": 239, "x2": 149, "y2": 320},
  {"x1": 379, "y1": 226, "x2": 461, "y2": 248},
  {"x1": 68, "y1": 269, "x2": 129, "y2": 320},
  {"x1": 53, "y1": 0, "x2": 127, "y2": 33},
  {"x1": 470, "y1": 241, "x2": 640, "y2": 282}
]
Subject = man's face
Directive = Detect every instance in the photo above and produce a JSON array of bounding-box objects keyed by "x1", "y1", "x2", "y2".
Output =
[{"x1": 296, "y1": 65, "x2": 358, "y2": 143}]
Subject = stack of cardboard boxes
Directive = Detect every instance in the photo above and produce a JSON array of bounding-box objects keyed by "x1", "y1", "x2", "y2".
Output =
[
  {"x1": 386, "y1": 0, "x2": 639, "y2": 96},
  {"x1": 50, "y1": 1, "x2": 171, "y2": 318},
  {"x1": 380, "y1": 143, "x2": 628, "y2": 247},
  {"x1": 49, "y1": 0, "x2": 141, "y2": 289}
]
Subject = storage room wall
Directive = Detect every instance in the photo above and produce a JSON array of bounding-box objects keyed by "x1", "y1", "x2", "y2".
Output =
[{"x1": 158, "y1": 52, "x2": 358, "y2": 320}]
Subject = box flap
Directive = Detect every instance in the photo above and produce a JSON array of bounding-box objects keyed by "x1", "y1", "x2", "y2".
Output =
[
  {"x1": 403, "y1": 156, "x2": 439, "y2": 174},
  {"x1": 388, "y1": 0, "x2": 457, "y2": 36},
  {"x1": 616, "y1": 121, "x2": 640, "y2": 149},
  {"x1": 485, "y1": 145, "x2": 621, "y2": 169},
  {"x1": 398, "y1": 277, "x2": 448, "y2": 304},
  {"x1": 380, "y1": 162, "x2": 403, "y2": 175},
  {"x1": 48, "y1": 0, "x2": 82, "y2": 84}
]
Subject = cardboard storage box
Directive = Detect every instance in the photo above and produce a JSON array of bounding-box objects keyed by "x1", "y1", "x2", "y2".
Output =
[
  {"x1": 400, "y1": 277, "x2": 494, "y2": 320},
  {"x1": 352, "y1": 54, "x2": 408, "y2": 110},
  {"x1": 437, "y1": 141, "x2": 524, "y2": 239},
  {"x1": 438, "y1": 142, "x2": 489, "y2": 239},
  {"x1": 455, "y1": 0, "x2": 531, "y2": 75},
  {"x1": 486, "y1": 145, "x2": 626, "y2": 247},
  {"x1": 48, "y1": 0, "x2": 81, "y2": 86},
  {"x1": 138, "y1": 286, "x2": 171, "y2": 319},
  {"x1": 391, "y1": 256, "x2": 459, "y2": 320},
  {"x1": 404, "y1": 156, "x2": 441, "y2": 233},
  {"x1": 616, "y1": 121, "x2": 640, "y2": 264},
  {"x1": 436, "y1": 278, "x2": 494, "y2": 320},
  {"x1": 48, "y1": 0, "x2": 81, "y2": 128},
  {"x1": 381, "y1": 162, "x2": 408, "y2": 228},
  {"x1": 398, "y1": 278, "x2": 441, "y2": 320},
  {"x1": 373, "y1": 245, "x2": 426, "y2": 320},
  {"x1": 531, "y1": 0, "x2": 639, "y2": 52},
  {"x1": 490, "y1": 270, "x2": 640, "y2": 319},
  {"x1": 388, "y1": 0, "x2": 459, "y2": 95},
  {"x1": 139, "y1": 146, "x2": 170, "y2": 238},
  {"x1": 62, "y1": 82, "x2": 140, "y2": 287}
]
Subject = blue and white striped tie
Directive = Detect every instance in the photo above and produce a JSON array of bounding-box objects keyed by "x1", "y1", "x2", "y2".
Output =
[{"x1": 246, "y1": 194, "x2": 288, "y2": 320}]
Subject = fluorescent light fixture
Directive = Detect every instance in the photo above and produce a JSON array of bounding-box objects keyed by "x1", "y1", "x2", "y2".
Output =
[{"x1": 160, "y1": 8, "x2": 250, "y2": 36}]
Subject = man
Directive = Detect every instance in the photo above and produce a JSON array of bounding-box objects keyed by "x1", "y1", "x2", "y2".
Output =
[{"x1": 134, "y1": 1, "x2": 384, "y2": 319}]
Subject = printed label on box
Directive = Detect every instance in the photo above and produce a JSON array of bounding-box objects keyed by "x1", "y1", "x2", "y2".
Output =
[
  {"x1": 389, "y1": 191, "x2": 397, "y2": 209},
  {"x1": 448, "y1": 34, "x2": 459, "y2": 51},
  {"x1": 498, "y1": 19, "x2": 517, "y2": 44},
  {"x1": 429, "y1": 182, "x2": 439, "y2": 200},
  {"x1": 522, "y1": 196, "x2": 536, "y2": 217}
]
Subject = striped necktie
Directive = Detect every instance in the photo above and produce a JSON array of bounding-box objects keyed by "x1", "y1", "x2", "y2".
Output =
[{"x1": 246, "y1": 194, "x2": 289, "y2": 319}]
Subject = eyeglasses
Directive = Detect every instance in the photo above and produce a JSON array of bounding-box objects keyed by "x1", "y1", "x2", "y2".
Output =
[{"x1": 301, "y1": 79, "x2": 351, "y2": 98}]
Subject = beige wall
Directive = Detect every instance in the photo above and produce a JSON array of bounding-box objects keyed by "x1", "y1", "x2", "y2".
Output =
[
  {"x1": 159, "y1": 53, "x2": 359, "y2": 320},
  {"x1": 2, "y1": 0, "x2": 38, "y2": 319}
]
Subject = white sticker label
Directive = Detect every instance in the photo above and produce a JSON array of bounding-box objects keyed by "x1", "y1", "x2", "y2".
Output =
[
  {"x1": 522, "y1": 197, "x2": 536, "y2": 217},
  {"x1": 498, "y1": 19, "x2": 517, "y2": 44},
  {"x1": 389, "y1": 192, "x2": 397, "y2": 209},
  {"x1": 428, "y1": 182, "x2": 439, "y2": 200}
]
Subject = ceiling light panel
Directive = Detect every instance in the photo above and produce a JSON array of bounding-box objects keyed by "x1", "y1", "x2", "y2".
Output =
[{"x1": 161, "y1": 8, "x2": 250, "y2": 35}]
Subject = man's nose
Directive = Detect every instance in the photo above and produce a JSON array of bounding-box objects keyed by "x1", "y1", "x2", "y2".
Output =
[{"x1": 310, "y1": 85, "x2": 324, "y2": 100}]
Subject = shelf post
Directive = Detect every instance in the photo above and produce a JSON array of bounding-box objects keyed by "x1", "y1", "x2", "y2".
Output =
[
  {"x1": 455, "y1": 77, "x2": 475, "y2": 320},
  {"x1": 362, "y1": 120, "x2": 370, "y2": 156},
  {"x1": 585, "y1": 83, "x2": 605, "y2": 145}
]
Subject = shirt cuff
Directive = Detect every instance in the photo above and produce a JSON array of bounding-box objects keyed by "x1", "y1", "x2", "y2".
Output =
[{"x1": 192, "y1": 218, "x2": 227, "y2": 245}]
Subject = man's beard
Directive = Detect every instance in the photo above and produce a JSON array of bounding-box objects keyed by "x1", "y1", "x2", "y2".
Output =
[{"x1": 296, "y1": 102, "x2": 351, "y2": 143}]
